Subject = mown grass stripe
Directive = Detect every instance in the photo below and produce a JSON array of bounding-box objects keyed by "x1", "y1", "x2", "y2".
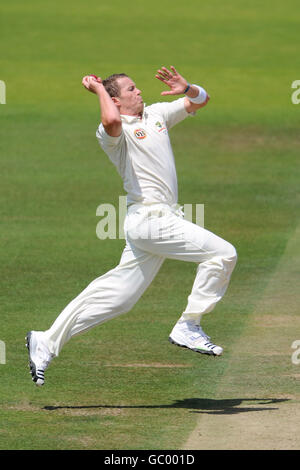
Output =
[{"x1": 184, "y1": 221, "x2": 300, "y2": 450}]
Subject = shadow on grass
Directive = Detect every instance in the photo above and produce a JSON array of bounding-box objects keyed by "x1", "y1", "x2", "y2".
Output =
[{"x1": 44, "y1": 398, "x2": 289, "y2": 415}]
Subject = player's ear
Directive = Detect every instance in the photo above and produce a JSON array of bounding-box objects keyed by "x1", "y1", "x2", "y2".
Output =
[{"x1": 112, "y1": 96, "x2": 121, "y2": 108}]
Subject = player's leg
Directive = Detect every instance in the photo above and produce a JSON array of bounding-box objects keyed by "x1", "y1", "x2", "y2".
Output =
[
  {"x1": 45, "y1": 244, "x2": 163, "y2": 356},
  {"x1": 127, "y1": 205, "x2": 237, "y2": 355},
  {"x1": 26, "y1": 243, "x2": 164, "y2": 385},
  {"x1": 179, "y1": 228, "x2": 237, "y2": 321},
  {"x1": 168, "y1": 227, "x2": 237, "y2": 356}
]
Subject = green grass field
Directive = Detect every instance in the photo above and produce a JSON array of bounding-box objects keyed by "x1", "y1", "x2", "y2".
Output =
[{"x1": 1, "y1": 0, "x2": 299, "y2": 450}]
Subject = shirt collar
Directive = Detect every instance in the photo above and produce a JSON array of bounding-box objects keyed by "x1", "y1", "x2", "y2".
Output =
[{"x1": 120, "y1": 104, "x2": 147, "y2": 123}]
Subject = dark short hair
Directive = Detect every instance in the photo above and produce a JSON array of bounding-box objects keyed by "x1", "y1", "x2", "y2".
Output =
[{"x1": 102, "y1": 73, "x2": 128, "y2": 97}]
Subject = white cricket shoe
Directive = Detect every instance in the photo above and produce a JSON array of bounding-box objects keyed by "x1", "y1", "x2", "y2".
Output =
[
  {"x1": 169, "y1": 321, "x2": 223, "y2": 356},
  {"x1": 26, "y1": 331, "x2": 54, "y2": 386}
]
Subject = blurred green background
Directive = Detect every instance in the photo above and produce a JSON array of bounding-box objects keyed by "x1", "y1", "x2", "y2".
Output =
[{"x1": 2, "y1": 0, "x2": 299, "y2": 122}]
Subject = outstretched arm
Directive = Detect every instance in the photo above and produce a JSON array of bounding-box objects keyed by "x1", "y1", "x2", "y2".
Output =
[
  {"x1": 82, "y1": 75, "x2": 122, "y2": 137},
  {"x1": 155, "y1": 66, "x2": 210, "y2": 113}
]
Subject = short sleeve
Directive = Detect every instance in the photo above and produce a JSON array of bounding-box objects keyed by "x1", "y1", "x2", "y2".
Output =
[
  {"x1": 96, "y1": 123, "x2": 126, "y2": 166},
  {"x1": 148, "y1": 97, "x2": 191, "y2": 130}
]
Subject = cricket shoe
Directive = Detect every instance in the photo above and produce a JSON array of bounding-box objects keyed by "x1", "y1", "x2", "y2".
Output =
[
  {"x1": 26, "y1": 331, "x2": 54, "y2": 386},
  {"x1": 168, "y1": 321, "x2": 223, "y2": 356}
]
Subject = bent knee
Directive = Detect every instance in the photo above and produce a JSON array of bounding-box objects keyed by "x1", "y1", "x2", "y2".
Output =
[
  {"x1": 219, "y1": 241, "x2": 237, "y2": 266},
  {"x1": 227, "y1": 243, "x2": 237, "y2": 261}
]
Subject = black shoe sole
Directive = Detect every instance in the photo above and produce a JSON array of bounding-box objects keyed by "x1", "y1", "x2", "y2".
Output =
[
  {"x1": 168, "y1": 336, "x2": 218, "y2": 356},
  {"x1": 25, "y1": 332, "x2": 44, "y2": 385}
]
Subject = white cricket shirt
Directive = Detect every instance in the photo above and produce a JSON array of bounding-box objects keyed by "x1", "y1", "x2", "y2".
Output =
[{"x1": 96, "y1": 97, "x2": 190, "y2": 206}]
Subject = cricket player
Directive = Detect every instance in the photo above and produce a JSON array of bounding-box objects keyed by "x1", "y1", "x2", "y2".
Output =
[{"x1": 26, "y1": 66, "x2": 237, "y2": 386}]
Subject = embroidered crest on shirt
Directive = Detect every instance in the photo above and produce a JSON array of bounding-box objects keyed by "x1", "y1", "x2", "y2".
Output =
[
  {"x1": 155, "y1": 121, "x2": 167, "y2": 134},
  {"x1": 134, "y1": 128, "x2": 147, "y2": 139}
]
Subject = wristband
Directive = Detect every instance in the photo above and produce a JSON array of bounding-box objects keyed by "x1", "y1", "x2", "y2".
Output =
[
  {"x1": 187, "y1": 84, "x2": 208, "y2": 104},
  {"x1": 183, "y1": 83, "x2": 190, "y2": 94}
]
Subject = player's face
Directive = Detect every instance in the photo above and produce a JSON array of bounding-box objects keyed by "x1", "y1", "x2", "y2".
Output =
[{"x1": 116, "y1": 77, "x2": 144, "y2": 116}]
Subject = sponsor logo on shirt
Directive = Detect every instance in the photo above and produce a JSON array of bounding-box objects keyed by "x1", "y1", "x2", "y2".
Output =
[{"x1": 134, "y1": 128, "x2": 147, "y2": 139}]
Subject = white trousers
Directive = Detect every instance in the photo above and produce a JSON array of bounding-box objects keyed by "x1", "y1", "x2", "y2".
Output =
[{"x1": 44, "y1": 203, "x2": 237, "y2": 356}]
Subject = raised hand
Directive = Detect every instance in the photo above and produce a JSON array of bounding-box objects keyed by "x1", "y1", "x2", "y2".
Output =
[
  {"x1": 155, "y1": 66, "x2": 188, "y2": 96},
  {"x1": 82, "y1": 75, "x2": 103, "y2": 94}
]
